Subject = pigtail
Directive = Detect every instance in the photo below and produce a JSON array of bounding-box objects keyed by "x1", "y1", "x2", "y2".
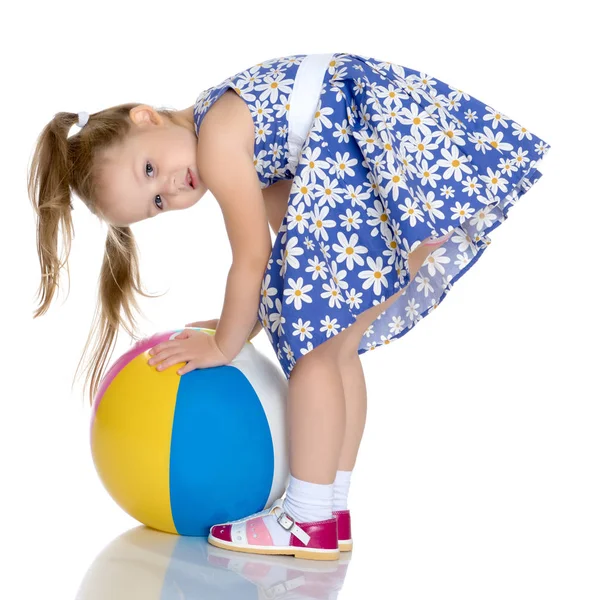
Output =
[
  {"x1": 73, "y1": 224, "x2": 165, "y2": 406},
  {"x1": 28, "y1": 111, "x2": 79, "y2": 317}
]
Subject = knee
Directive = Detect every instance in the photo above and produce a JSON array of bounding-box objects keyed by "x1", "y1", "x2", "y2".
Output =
[
  {"x1": 292, "y1": 336, "x2": 343, "y2": 372},
  {"x1": 289, "y1": 347, "x2": 340, "y2": 385}
]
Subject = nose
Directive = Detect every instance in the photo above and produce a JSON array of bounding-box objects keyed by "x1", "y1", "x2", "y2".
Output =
[{"x1": 161, "y1": 172, "x2": 186, "y2": 196}]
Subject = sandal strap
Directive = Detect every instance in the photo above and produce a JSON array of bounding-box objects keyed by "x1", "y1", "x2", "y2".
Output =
[
  {"x1": 274, "y1": 506, "x2": 311, "y2": 546},
  {"x1": 224, "y1": 498, "x2": 313, "y2": 547}
]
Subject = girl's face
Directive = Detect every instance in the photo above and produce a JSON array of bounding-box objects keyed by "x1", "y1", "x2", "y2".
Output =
[{"x1": 96, "y1": 105, "x2": 207, "y2": 227}]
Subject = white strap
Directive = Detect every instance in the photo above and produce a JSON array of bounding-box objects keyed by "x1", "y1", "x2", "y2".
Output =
[
  {"x1": 270, "y1": 498, "x2": 311, "y2": 545},
  {"x1": 227, "y1": 498, "x2": 312, "y2": 547},
  {"x1": 287, "y1": 53, "x2": 334, "y2": 175},
  {"x1": 275, "y1": 506, "x2": 311, "y2": 546}
]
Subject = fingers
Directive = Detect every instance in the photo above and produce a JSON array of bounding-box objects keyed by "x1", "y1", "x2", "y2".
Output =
[
  {"x1": 154, "y1": 356, "x2": 186, "y2": 371},
  {"x1": 148, "y1": 349, "x2": 185, "y2": 371},
  {"x1": 177, "y1": 362, "x2": 196, "y2": 376}
]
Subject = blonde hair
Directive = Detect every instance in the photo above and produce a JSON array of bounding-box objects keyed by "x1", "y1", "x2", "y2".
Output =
[{"x1": 27, "y1": 104, "x2": 178, "y2": 406}]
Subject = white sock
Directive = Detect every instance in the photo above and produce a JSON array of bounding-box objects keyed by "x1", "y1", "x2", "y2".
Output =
[
  {"x1": 333, "y1": 470, "x2": 352, "y2": 511},
  {"x1": 283, "y1": 475, "x2": 334, "y2": 523},
  {"x1": 264, "y1": 475, "x2": 333, "y2": 546}
]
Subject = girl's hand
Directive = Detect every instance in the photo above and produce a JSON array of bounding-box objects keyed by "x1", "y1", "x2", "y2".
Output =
[
  {"x1": 148, "y1": 328, "x2": 229, "y2": 375},
  {"x1": 185, "y1": 318, "x2": 219, "y2": 330}
]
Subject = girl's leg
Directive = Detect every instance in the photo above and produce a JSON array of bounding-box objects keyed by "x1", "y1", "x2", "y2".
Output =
[
  {"x1": 337, "y1": 353, "x2": 367, "y2": 472},
  {"x1": 331, "y1": 235, "x2": 451, "y2": 476},
  {"x1": 287, "y1": 352, "x2": 346, "y2": 485},
  {"x1": 264, "y1": 347, "x2": 345, "y2": 543},
  {"x1": 283, "y1": 239, "x2": 448, "y2": 522},
  {"x1": 331, "y1": 355, "x2": 367, "y2": 516}
]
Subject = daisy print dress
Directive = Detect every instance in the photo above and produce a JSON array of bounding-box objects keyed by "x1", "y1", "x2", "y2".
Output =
[{"x1": 193, "y1": 52, "x2": 552, "y2": 379}]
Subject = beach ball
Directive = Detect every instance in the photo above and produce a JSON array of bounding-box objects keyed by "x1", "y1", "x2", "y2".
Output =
[{"x1": 90, "y1": 328, "x2": 289, "y2": 536}]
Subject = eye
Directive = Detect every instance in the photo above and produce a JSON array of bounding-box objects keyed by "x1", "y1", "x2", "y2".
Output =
[{"x1": 145, "y1": 161, "x2": 163, "y2": 211}]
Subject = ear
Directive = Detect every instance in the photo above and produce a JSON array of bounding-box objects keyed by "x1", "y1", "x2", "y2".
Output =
[{"x1": 129, "y1": 105, "x2": 162, "y2": 126}]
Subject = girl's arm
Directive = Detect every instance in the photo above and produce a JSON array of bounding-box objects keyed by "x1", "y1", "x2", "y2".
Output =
[
  {"x1": 197, "y1": 125, "x2": 272, "y2": 362},
  {"x1": 216, "y1": 260, "x2": 267, "y2": 360},
  {"x1": 187, "y1": 317, "x2": 263, "y2": 341}
]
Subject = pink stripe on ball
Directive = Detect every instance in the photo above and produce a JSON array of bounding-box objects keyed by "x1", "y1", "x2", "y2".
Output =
[{"x1": 90, "y1": 330, "x2": 178, "y2": 423}]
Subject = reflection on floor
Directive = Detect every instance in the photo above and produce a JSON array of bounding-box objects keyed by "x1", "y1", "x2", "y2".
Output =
[{"x1": 77, "y1": 526, "x2": 352, "y2": 599}]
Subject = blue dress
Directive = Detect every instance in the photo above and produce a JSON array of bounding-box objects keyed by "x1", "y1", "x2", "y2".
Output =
[{"x1": 193, "y1": 52, "x2": 552, "y2": 379}]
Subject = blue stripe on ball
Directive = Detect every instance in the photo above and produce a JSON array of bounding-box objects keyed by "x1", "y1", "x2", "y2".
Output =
[{"x1": 170, "y1": 365, "x2": 275, "y2": 536}]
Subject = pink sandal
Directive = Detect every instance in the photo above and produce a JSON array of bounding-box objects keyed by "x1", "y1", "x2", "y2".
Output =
[
  {"x1": 333, "y1": 510, "x2": 353, "y2": 552},
  {"x1": 208, "y1": 498, "x2": 340, "y2": 561}
]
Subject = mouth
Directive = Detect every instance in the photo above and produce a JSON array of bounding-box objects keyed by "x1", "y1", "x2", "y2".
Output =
[{"x1": 186, "y1": 168, "x2": 196, "y2": 190}]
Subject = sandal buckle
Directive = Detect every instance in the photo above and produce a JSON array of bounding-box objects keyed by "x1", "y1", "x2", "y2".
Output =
[{"x1": 277, "y1": 511, "x2": 295, "y2": 531}]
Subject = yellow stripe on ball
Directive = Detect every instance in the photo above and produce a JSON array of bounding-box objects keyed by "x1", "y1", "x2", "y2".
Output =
[{"x1": 91, "y1": 351, "x2": 183, "y2": 533}]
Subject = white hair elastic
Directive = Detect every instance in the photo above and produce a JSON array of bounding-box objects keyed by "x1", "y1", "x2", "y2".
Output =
[{"x1": 77, "y1": 111, "x2": 89, "y2": 128}]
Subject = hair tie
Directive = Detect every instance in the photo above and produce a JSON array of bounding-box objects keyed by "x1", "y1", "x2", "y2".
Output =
[{"x1": 77, "y1": 111, "x2": 89, "y2": 128}]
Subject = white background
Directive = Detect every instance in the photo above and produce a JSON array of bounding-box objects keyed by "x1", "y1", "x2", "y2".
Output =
[{"x1": 2, "y1": 0, "x2": 598, "y2": 597}]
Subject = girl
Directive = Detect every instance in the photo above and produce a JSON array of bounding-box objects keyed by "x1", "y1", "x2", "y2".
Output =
[{"x1": 28, "y1": 52, "x2": 551, "y2": 561}]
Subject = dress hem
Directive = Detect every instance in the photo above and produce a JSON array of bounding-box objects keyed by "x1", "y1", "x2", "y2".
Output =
[
  {"x1": 273, "y1": 141, "x2": 552, "y2": 378},
  {"x1": 354, "y1": 143, "x2": 553, "y2": 360}
]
